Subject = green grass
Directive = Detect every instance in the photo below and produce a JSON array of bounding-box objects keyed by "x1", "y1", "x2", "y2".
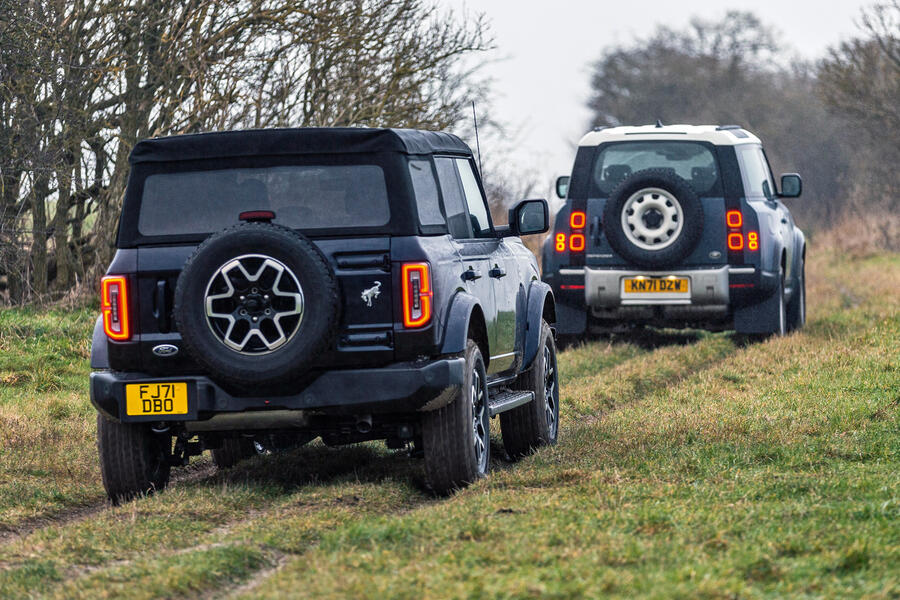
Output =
[{"x1": 0, "y1": 250, "x2": 897, "y2": 598}]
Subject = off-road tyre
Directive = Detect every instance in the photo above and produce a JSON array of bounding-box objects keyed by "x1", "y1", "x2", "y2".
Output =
[
  {"x1": 774, "y1": 266, "x2": 787, "y2": 337},
  {"x1": 97, "y1": 415, "x2": 171, "y2": 504},
  {"x1": 603, "y1": 169, "x2": 704, "y2": 267},
  {"x1": 211, "y1": 437, "x2": 257, "y2": 469},
  {"x1": 422, "y1": 340, "x2": 490, "y2": 495},
  {"x1": 174, "y1": 222, "x2": 339, "y2": 388},
  {"x1": 786, "y1": 259, "x2": 806, "y2": 332},
  {"x1": 501, "y1": 320, "x2": 559, "y2": 459}
]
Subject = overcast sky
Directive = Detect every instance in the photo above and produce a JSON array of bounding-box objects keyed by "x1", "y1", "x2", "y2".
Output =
[{"x1": 438, "y1": 0, "x2": 872, "y2": 197}]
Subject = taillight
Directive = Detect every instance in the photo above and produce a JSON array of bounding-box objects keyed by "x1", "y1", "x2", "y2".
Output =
[
  {"x1": 401, "y1": 263, "x2": 432, "y2": 328},
  {"x1": 101, "y1": 275, "x2": 131, "y2": 341},
  {"x1": 725, "y1": 210, "x2": 758, "y2": 254},
  {"x1": 556, "y1": 211, "x2": 587, "y2": 253},
  {"x1": 570, "y1": 211, "x2": 586, "y2": 229}
]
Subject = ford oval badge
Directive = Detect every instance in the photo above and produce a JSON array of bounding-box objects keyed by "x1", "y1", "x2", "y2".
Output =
[{"x1": 152, "y1": 344, "x2": 179, "y2": 357}]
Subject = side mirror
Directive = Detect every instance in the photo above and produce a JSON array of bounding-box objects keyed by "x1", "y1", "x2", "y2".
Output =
[
  {"x1": 555, "y1": 176, "x2": 570, "y2": 199},
  {"x1": 780, "y1": 173, "x2": 802, "y2": 198},
  {"x1": 506, "y1": 199, "x2": 549, "y2": 236}
]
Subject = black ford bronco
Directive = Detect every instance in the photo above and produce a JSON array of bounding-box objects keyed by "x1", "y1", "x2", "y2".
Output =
[
  {"x1": 544, "y1": 124, "x2": 806, "y2": 340},
  {"x1": 90, "y1": 128, "x2": 558, "y2": 500}
]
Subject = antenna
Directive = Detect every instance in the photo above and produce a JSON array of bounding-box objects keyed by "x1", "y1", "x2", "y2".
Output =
[{"x1": 471, "y1": 100, "x2": 484, "y2": 179}]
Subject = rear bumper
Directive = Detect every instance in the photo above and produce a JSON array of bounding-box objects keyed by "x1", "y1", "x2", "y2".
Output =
[
  {"x1": 90, "y1": 357, "x2": 465, "y2": 425},
  {"x1": 557, "y1": 265, "x2": 777, "y2": 308}
]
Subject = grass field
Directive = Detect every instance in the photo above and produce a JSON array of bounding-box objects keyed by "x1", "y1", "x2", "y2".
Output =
[{"x1": 0, "y1": 248, "x2": 897, "y2": 599}]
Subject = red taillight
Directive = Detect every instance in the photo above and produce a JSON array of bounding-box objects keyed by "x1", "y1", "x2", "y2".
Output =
[
  {"x1": 101, "y1": 275, "x2": 131, "y2": 341},
  {"x1": 569, "y1": 233, "x2": 586, "y2": 252},
  {"x1": 725, "y1": 210, "x2": 758, "y2": 253},
  {"x1": 402, "y1": 263, "x2": 432, "y2": 328},
  {"x1": 555, "y1": 233, "x2": 567, "y2": 253},
  {"x1": 570, "y1": 211, "x2": 586, "y2": 229},
  {"x1": 748, "y1": 231, "x2": 759, "y2": 251},
  {"x1": 727, "y1": 232, "x2": 744, "y2": 251}
]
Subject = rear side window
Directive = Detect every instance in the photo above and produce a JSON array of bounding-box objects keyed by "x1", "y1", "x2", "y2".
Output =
[
  {"x1": 736, "y1": 145, "x2": 775, "y2": 198},
  {"x1": 434, "y1": 157, "x2": 472, "y2": 239},
  {"x1": 408, "y1": 159, "x2": 444, "y2": 226},
  {"x1": 138, "y1": 165, "x2": 389, "y2": 236},
  {"x1": 455, "y1": 159, "x2": 492, "y2": 237},
  {"x1": 591, "y1": 141, "x2": 721, "y2": 196}
]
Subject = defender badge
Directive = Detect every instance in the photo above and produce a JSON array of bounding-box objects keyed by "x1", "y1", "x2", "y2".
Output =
[
  {"x1": 361, "y1": 281, "x2": 382, "y2": 307},
  {"x1": 152, "y1": 344, "x2": 179, "y2": 357}
]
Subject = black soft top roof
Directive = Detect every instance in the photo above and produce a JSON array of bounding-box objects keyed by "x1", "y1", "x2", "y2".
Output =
[{"x1": 129, "y1": 127, "x2": 472, "y2": 164}]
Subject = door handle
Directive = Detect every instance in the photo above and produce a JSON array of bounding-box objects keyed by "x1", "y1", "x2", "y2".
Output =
[
  {"x1": 154, "y1": 280, "x2": 170, "y2": 332},
  {"x1": 489, "y1": 265, "x2": 506, "y2": 278},
  {"x1": 461, "y1": 267, "x2": 482, "y2": 281}
]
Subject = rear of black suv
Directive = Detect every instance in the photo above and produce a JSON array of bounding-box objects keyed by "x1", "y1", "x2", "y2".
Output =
[{"x1": 91, "y1": 127, "x2": 558, "y2": 501}]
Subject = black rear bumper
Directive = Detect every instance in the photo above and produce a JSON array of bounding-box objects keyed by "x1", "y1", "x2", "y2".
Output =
[{"x1": 90, "y1": 358, "x2": 465, "y2": 425}]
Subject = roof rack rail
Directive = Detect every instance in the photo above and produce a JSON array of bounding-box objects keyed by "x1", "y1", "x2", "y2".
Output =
[
  {"x1": 716, "y1": 124, "x2": 743, "y2": 130},
  {"x1": 592, "y1": 125, "x2": 609, "y2": 132}
]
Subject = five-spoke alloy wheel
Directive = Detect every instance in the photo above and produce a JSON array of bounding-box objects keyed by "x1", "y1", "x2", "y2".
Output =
[{"x1": 205, "y1": 254, "x2": 305, "y2": 354}]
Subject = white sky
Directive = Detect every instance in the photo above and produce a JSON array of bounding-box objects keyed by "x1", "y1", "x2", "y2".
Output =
[{"x1": 439, "y1": 0, "x2": 872, "y2": 198}]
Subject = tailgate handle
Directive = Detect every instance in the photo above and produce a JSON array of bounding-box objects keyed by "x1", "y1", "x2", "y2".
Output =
[
  {"x1": 154, "y1": 280, "x2": 170, "y2": 332},
  {"x1": 336, "y1": 254, "x2": 390, "y2": 270}
]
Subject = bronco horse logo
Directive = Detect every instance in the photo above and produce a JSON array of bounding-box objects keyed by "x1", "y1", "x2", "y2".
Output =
[{"x1": 361, "y1": 281, "x2": 382, "y2": 307}]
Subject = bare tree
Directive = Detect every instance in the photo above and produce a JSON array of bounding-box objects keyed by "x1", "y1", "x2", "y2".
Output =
[
  {"x1": 0, "y1": 0, "x2": 492, "y2": 304},
  {"x1": 585, "y1": 10, "x2": 856, "y2": 232}
]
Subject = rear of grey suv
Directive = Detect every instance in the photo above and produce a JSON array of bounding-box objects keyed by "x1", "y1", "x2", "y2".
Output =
[{"x1": 543, "y1": 124, "x2": 806, "y2": 341}]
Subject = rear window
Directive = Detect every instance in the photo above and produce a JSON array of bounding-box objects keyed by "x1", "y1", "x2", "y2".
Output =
[
  {"x1": 591, "y1": 141, "x2": 721, "y2": 196},
  {"x1": 137, "y1": 165, "x2": 390, "y2": 236}
]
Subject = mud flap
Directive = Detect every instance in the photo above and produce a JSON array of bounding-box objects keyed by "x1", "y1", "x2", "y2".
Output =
[
  {"x1": 733, "y1": 284, "x2": 782, "y2": 334},
  {"x1": 554, "y1": 301, "x2": 587, "y2": 337}
]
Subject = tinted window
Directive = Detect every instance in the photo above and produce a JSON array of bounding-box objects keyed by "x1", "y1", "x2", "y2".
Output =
[
  {"x1": 455, "y1": 159, "x2": 492, "y2": 237},
  {"x1": 736, "y1": 145, "x2": 775, "y2": 198},
  {"x1": 591, "y1": 141, "x2": 720, "y2": 196},
  {"x1": 138, "y1": 165, "x2": 389, "y2": 236},
  {"x1": 408, "y1": 159, "x2": 444, "y2": 226},
  {"x1": 435, "y1": 157, "x2": 472, "y2": 239}
]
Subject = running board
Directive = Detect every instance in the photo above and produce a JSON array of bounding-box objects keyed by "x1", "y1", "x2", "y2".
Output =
[{"x1": 488, "y1": 390, "x2": 534, "y2": 417}]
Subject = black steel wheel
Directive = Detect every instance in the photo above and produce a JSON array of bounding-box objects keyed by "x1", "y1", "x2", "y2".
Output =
[
  {"x1": 501, "y1": 320, "x2": 560, "y2": 458},
  {"x1": 422, "y1": 339, "x2": 490, "y2": 494}
]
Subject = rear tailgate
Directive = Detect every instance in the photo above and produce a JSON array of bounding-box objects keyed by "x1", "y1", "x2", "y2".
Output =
[
  {"x1": 129, "y1": 237, "x2": 394, "y2": 375},
  {"x1": 553, "y1": 198, "x2": 730, "y2": 269}
]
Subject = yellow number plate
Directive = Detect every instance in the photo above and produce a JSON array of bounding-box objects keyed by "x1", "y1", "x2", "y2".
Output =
[
  {"x1": 125, "y1": 383, "x2": 188, "y2": 416},
  {"x1": 623, "y1": 277, "x2": 689, "y2": 294}
]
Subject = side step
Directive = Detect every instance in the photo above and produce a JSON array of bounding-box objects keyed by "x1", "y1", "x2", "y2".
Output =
[{"x1": 488, "y1": 390, "x2": 534, "y2": 417}]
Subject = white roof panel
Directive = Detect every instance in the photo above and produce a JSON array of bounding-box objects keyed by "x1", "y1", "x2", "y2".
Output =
[{"x1": 578, "y1": 124, "x2": 761, "y2": 147}]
